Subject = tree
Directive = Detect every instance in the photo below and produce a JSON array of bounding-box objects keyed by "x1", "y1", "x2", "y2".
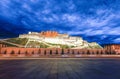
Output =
[
  {"x1": 25, "y1": 51, "x2": 28, "y2": 55},
  {"x1": 50, "y1": 50, "x2": 52, "y2": 55},
  {"x1": 4, "y1": 50, "x2": 7, "y2": 54},
  {"x1": 105, "y1": 50, "x2": 110, "y2": 54},
  {"x1": 44, "y1": 50, "x2": 46, "y2": 55},
  {"x1": 96, "y1": 51, "x2": 99, "y2": 55},
  {"x1": 18, "y1": 50, "x2": 21, "y2": 55},
  {"x1": 32, "y1": 51, "x2": 34, "y2": 55},
  {"x1": 100, "y1": 51, "x2": 102, "y2": 55},
  {"x1": 87, "y1": 50, "x2": 90, "y2": 55},
  {"x1": 72, "y1": 50, "x2": 74, "y2": 54},
  {"x1": 61, "y1": 48, "x2": 64, "y2": 55},
  {"x1": 56, "y1": 49, "x2": 58, "y2": 55},
  {"x1": 67, "y1": 49, "x2": 70, "y2": 54},
  {"x1": 38, "y1": 49, "x2": 41, "y2": 54},
  {"x1": 11, "y1": 50, "x2": 15, "y2": 54}
]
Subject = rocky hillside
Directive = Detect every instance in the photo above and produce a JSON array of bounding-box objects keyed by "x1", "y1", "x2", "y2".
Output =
[
  {"x1": 5, "y1": 37, "x2": 102, "y2": 49},
  {"x1": 5, "y1": 38, "x2": 28, "y2": 46}
]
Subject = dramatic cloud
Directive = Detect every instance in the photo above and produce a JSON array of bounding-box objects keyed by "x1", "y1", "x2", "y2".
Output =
[{"x1": 0, "y1": 0, "x2": 120, "y2": 44}]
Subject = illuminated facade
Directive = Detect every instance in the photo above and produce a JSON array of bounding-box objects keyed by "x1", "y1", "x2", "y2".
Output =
[{"x1": 19, "y1": 31, "x2": 85, "y2": 46}]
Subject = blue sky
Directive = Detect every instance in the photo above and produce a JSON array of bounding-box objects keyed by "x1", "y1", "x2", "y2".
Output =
[{"x1": 0, "y1": 0, "x2": 120, "y2": 44}]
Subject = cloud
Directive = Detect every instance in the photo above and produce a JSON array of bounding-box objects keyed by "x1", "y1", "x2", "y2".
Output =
[
  {"x1": 62, "y1": 14, "x2": 80, "y2": 23},
  {"x1": 114, "y1": 38, "x2": 120, "y2": 42},
  {"x1": 0, "y1": 0, "x2": 120, "y2": 44}
]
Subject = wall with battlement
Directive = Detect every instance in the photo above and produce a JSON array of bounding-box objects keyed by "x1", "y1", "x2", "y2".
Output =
[
  {"x1": 0, "y1": 43, "x2": 119, "y2": 57},
  {"x1": 0, "y1": 47, "x2": 117, "y2": 57},
  {"x1": 104, "y1": 44, "x2": 120, "y2": 54}
]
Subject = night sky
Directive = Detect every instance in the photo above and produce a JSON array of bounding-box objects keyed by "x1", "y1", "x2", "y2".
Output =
[{"x1": 0, "y1": 0, "x2": 120, "y2": 45}]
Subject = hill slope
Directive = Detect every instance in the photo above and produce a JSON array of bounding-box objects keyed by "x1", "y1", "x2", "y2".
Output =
[{"x1": 4, "y1": 37, "x2": 102, "y2": 49}]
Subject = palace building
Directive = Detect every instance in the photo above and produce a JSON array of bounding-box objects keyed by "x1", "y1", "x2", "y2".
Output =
[{"x1": 19, "y1": 31, "x2": 100, "y2": 48}]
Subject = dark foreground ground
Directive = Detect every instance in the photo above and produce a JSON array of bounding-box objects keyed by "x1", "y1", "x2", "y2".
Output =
[{"x1": 0, "y1": 58, "x2": 120, "y2": 79}]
